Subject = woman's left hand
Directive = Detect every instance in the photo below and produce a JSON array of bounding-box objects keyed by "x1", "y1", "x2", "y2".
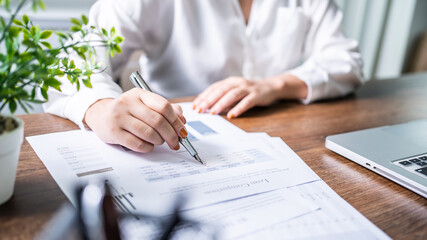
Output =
[
  {"x1": 192, "y1": 74, "x2": 308, "y2": 118},
  {"x1": 192, "y1": 76, "x2": 281, "y2": 118}
]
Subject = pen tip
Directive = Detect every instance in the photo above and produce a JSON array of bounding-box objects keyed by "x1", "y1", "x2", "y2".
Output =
[{"x1": 194, "y1": 154, "x2": 205, "y2": 165}]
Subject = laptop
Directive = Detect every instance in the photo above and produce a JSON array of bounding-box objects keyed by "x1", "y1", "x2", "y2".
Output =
[{"x1": 325, "y1": 119, "x2": 427, "y2": 198}]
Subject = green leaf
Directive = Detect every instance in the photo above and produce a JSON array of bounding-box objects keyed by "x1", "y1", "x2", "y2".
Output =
[
  {"x1": 69, "y1": 60, "x2": 75, "y2": 68},
  {"x1": 30, "y1": 87, "x2": 36, "y2": 99},
  {"x1": 77, "y1": 51, "x2": 86, "y2": 61},
  {"x1": 5, "y1": 37, "x2": 18, "y2": 59},
  {"x1": 72, "y1": 46, "x2": 80, "y2": 53},
  {"x1": 81, "y1": 15, "x2": 89, "y2": 25},
  {"x1": 23, "y1": 15, "x2": 29, "y2": 25},
  {"x1": 70, "y1": 18, "x2": 81, "y2": 25},
  {"x1": 15, "y1": 68, "x2": 31, "y2": 79},
  {"x1": 114, "y1": 36, "x2": 124, "y2": 43},
  {"x1": 23, "y1": 31, "x2": 30, "y2": 40},
  {"x1": 82, "y1": 78, "x2": 92, "y2": 88},
  {"x1": 13, "y1": 19, "x2": 24, "y2": 26},
  {"x1": 30, "y1": 26, "x2": 36, "y2": 36},
  {"x1": 83, "y1": 70, "x2": 93, "y2": 76},
  {"x1": 0, "y1": 17, "x2": 5, "y2": 28},
  {"x1": 50, "y1": 49, "x2": 60, "y2": 56},
  {"x1": 101, "y1": 28, "x2": 108, "y2": 37},
  {"x1": 113, "y1": 44, "x2": 122, "y2": 54},
  {"x1": 5, "y1": 0, "x2": 10, "y2": 11},
  {"x1": 40, "y1": 88, "x2": 48, "y2": 100},
  {"x1": 22, "y1": 39, "x2": 33, "y2": 47},
  {"x1": 70, "y1": 25, "x2": 81, "y2": 32},
  {"x1": 54, "y1": 69, "x2": 64, "y2": 77},
  {"x1": 110, "y1": 27, "x2": 116, "y2": 35},
  {"x1": 40, "y1": 30, "x2": 52, "y2": 39},
  {"x1": 62, "y1": 58, "x2": 68, "y2": 67},
  {"x1": 38, "y1": 0, "x2": 46, "y2": 10},
  {"x1": 9, "y1": 26, "x2": 21, "y2": 37},
  {"x1": 9, "y1": 99, "x2": 17, "y2": 113},
  {"x1": 56, "y1": 32, "x2": 67, "y2": 39},
  {"x1": 44, "y1": 78, "x2": 61, "y2": 91},
  {"x1": 109, "y1": 48, "x2": 115, "y2": 57},
  {"x1": 40, "y1": 41, "x2": 52, "y2": 49}
]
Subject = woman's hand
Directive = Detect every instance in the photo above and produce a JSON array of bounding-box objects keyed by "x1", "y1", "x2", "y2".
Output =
[
  {"x1": 84, "y1": 88, "x2": 187, "y2": 153},
  {"x1": 192, "y1": 74, "x2": 308, "y2": 118}
]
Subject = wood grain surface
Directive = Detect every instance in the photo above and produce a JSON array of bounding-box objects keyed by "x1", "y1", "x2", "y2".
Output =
[{"x1": 1, "y1": 73, "x2": 427, "y2": 239}]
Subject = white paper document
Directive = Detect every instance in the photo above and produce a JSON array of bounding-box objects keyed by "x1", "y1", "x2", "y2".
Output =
[
  {"x1": 120, "y1": 188, "x2": 320, "y2": 240},
  {"x1": 183, "y1": 188, "x2": 319, "y2": 239},
  {"x1": 27, "y1": 102, "x2": 389, "y2": 239},
  {"x1": 27, "y1": 103, "x2": 319, "y2": 215},
  {"x1": 119, "y1": 180, "x2": 390, "y2": 240},
  {"x1": 233, "y1": 137, "x2": 391, "y2": 239},
  {"x1": 235, "y1": 180, "x2": 390, "y2": 240}
]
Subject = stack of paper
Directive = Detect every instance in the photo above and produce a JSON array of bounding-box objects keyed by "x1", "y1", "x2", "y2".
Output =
[{"x1": 27, "y1": 103, "x2": 390, "y2": 239}]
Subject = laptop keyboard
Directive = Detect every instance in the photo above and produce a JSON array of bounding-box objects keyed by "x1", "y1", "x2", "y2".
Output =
[{"x1": 394, "y1": 154, "x2": 427, "y2": 179}]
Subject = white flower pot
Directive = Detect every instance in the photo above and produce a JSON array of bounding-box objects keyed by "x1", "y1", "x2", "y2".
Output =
[{"x1": 0, "y1": 116, "x2": 24, "y2": 205}]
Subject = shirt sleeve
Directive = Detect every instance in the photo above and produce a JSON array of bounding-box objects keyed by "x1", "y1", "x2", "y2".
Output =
[
  {"x1": 288, "y1": 0, "x2": 365, "y2": 104},
  {"x1": 43, "y1": 0, "x2": 157, "y2": 129}
]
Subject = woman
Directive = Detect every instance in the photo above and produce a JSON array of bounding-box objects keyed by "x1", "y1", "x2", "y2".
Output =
[{"x1": 44, "y1": 0, "x2": 364, "y2": 153}]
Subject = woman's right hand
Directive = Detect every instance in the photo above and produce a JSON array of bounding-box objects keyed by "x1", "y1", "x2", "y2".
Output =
[{"x1": 83, "y1": 88, "x2": 187, "y2": 153}]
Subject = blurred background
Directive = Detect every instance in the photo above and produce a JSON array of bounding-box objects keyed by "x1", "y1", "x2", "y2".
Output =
[{"x1": 1, "y1": 0, "x2": 427, "y2": 114}]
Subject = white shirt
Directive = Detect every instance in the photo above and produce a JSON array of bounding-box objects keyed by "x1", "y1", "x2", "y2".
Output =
[{"x1": 44, "y1": 0, "x2": 364, "y2": 129}]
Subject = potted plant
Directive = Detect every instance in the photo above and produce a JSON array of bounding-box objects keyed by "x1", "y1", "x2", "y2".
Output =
[{"x1": 0, "y1": 0, "x2": 123, "y2": 205}]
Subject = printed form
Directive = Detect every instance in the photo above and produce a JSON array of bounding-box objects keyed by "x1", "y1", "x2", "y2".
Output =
[
  {"x1": 27, "y1": 103, "x2": 319, "y2": 215},
  {"x1": 27, "y1": 103, "x2": 389, "y2": 239}
]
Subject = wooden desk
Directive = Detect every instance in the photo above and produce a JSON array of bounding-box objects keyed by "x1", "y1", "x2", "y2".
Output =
[{"x1": 1, "y1": 73, "x2": 427, "y2": 239}]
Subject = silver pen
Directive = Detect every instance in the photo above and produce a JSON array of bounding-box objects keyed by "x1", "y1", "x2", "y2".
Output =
[{"x1": 130, "y1": 71, "x2": 205, "y2": 165}]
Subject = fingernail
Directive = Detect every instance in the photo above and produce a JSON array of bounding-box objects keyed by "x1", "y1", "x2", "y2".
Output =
[
  {"x1": 227, "y1": 113, "x2": 234, "y2": 119},
  {"x1": 197, "y1": 108, "x2": 202, "y2": 113},
  {"x1": 179, "y1": 127, "x2": 188, "y2": 138},
  {"x1": 173, "y1": 144, "x2": 180, "y2": 150},
  {"x1": 210, "y1": 110, "x2": 216, "y2": 115},
  {"x1": 192, "y1": 104, "x2": 196, "y2": 110}
]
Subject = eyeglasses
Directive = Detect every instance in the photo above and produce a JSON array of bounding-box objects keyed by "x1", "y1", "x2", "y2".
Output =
[{"x1": 35, "y1": 181, "x2": 218, "y2": 240}]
